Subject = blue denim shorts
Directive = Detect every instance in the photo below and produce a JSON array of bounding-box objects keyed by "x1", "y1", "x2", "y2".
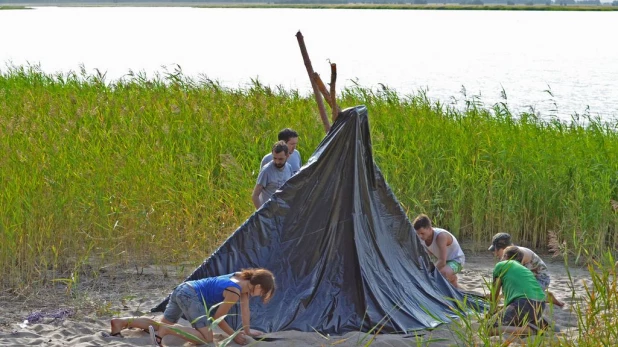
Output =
[{"x1": 163, "y1": 282, "x2": 210, "y2": 329}]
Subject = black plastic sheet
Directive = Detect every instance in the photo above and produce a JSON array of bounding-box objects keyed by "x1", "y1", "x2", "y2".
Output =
[{"x1": 152, "y1": 106, "x2": 481, "y2": 334}]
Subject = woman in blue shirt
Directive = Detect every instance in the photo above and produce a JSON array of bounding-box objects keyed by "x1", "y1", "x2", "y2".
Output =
[{"x1": 110, "y1": 268, "x2": 275, "y2": 345}]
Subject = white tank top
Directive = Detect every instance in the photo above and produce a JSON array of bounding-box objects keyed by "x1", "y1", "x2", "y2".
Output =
[{"x1": 424, "y1": 228, "x2": 465, "y2": 265}]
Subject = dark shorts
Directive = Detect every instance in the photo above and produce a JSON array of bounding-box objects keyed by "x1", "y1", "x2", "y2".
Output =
[{"x1": 494, "y1": 298, "x2": 546, "y2": 330}]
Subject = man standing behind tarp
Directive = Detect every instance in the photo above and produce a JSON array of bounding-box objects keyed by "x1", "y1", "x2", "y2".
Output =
[
  {"x1": 252, "y1": 141, "x2": 293, "y2": 209},
  {"x1": 260, "y1": 128, "x2": 302, "y2": 175}
]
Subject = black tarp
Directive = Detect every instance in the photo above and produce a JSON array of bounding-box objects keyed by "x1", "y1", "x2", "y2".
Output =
[{"x1": 152, "y1": 105, "x2": 480, "y2": 334}]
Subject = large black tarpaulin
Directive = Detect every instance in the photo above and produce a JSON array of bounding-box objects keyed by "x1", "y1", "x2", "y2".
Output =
[{"x1": 152, "y1": 105, "x2": 477, "y2": 334}]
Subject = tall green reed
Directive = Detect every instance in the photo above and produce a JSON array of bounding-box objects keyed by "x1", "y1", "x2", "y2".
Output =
[
  {"x1": 342, "y1": 83, "x2": 618, "y2": 260},
  {"x1": 443, "y1": 252, "x2": 617, "y2": 346},
  {"x1": 1, "y1": 65, "x2": 617, "y2": 289}
]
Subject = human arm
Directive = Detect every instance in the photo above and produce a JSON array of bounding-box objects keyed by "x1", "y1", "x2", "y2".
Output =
[
  {"x1": 252, "y1": 184, "x2": 264, "y2": 209},
  {"x1": 213, "y1": 289, "x2": 246, "y2": 344},
  {"x1": 519, "y1": 247, "x2": 534, "y2": 266},
  {"x1": 241, "y1": 291, "x2": 251, "y2": 334},
  {"x1": 434, "y1": 232, "x2": 450, "y2": 270},
  {"x1": 239, "y1": 290, "x2": 262, "y2": 337}
]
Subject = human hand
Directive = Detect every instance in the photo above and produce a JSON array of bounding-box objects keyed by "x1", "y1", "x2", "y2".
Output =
[
  {"x1": 246, "y1": 329, "x2": 264, "y2": 337},
  {"x1": 233, "y1": 332, "x2": 247, "y2": 345}
]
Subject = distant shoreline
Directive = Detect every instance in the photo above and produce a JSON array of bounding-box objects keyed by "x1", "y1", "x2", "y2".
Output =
[
  {"x1": 2, "y1": 3, "x2": 618, "y2": 11},
  {"x1": 0, "y1": 5, "x2": 32, "y2": 9}
]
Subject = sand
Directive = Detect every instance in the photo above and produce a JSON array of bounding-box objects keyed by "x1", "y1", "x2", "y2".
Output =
[{"x1": 0, "y1": 252, "x2": 591, "y2": 346}]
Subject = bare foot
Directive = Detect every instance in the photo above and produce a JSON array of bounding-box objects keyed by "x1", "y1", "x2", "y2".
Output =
[
  {"x1": 110, "y1": 318, "x2": 126, "y2": 336},
  {"x1": 157, "y1": 325, "x2": 169, "y2": 339}
]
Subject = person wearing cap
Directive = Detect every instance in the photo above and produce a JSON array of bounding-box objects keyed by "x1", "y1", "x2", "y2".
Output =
[
  {"x1": 413, "y1": 214, "x2": 465, "y2": 288},
  {"x1": 489, "y1": 233, "x2": 564, "y2": 307},
  {"x1": 489, "y1": 245, "x2": 548, "y2": 336}
]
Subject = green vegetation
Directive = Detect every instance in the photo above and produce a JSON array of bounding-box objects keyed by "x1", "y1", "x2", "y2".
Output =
[
  {"x1": 445, "y1": 253, "x2": 618, "y2": 346},
  {"x1": 193, "y1": 3, "x2": 618, "y2": 11},
  {"x1": 2, "y1": 2, "x2": 617, "y2": 11},
  {"x1": 1, "y1": 64, "x2": 617, "y2": 294},
  {"x1": 0, "y1": 5, "x2": 31, "y2": 9}
]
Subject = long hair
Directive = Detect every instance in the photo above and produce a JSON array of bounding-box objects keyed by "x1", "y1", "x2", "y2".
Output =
[{"x1": 239, "y1": 268, "x2": 276, "y2": 303}]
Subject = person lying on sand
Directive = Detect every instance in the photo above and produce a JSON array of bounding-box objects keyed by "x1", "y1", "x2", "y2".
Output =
[
  {"x1": 109, "y1": 268, "x2": 275, "y2": 346},
  {"x1": 489, "y1": 232, "x2": 565, "y2": 307},
  {"x1": 489, "y1": 246, "x2": 548, "y2": 336}
]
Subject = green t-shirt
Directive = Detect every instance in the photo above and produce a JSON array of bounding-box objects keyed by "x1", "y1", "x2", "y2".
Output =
[{"x1": 493, "y1": 260, "x2": 546, "y2": 306}]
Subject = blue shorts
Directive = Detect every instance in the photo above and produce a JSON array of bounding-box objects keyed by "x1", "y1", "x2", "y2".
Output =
[{"x1": 163, "y1": 283, "x2": 210, "y2": 329}]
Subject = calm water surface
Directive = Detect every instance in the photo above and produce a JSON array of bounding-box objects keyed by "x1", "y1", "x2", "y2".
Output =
[{"x1": 1, "y1": 7, "x2": 617, "y2": 121}]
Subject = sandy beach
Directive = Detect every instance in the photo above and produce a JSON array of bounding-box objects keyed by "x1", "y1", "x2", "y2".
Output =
[{"x1": 0, "y1": 251, "x2": 591, "y2": 346}]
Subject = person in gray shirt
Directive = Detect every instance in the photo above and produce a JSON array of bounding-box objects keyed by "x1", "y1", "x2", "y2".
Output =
[
  {"x1": 252, "y1": 141, "x2": 293, "y2": 209},
  {"x1": 260, "y1": 128, "x2": 302, "y2": 175}
]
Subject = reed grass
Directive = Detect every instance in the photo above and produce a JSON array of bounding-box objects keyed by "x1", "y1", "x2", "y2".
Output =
[
  {"x1": 0, "y1": 6, "x2": 30, "y2": 10},
  {"x1": 194, "y1": 4, "x2": 618, "y2": 11},
  {"x1": 1, "y1": 64, "x2": 617, "y2": 294},
  {"x1": 443, "y1": 251, "x2": 618, "y2": 346}
]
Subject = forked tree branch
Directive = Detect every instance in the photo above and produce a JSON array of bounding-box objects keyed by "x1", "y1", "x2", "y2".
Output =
[
  {"x1": 312, "y1": 72, "x2": 334, "y2": 111},
  {"x1": 296, "y1": 31, "x2": 330, "y2": 133}
]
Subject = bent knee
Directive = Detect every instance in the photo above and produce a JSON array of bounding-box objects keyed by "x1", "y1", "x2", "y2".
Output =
[
  {"x1": 196, "y1": 326, "x2": 214, "y2": 342},
  {"x1": 439, "y1": 266, "x2": 455, "y2": 277}
]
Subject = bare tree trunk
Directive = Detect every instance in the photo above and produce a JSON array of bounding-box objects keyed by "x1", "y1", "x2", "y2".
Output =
[
  {"x1": 330, "y1": 63, "x2": 339, "y2": 122},
  {"x1": 312, "y1": 72, "x2": 334, "y2": 113},
  {"x1": 296, "y1": 31, "x2": 330, "y2": 133}
]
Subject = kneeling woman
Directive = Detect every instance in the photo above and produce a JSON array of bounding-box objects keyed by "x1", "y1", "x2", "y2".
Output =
[{"x1": 110, "y1": 268, "x2": 275, "y2": 345}]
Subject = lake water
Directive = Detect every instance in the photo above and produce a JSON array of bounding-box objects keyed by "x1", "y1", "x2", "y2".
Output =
[{"x1": 1, "y1": 7, "x2": 617, "y2": 121}]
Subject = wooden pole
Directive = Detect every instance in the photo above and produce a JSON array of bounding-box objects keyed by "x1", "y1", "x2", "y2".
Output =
[
  {"x1": 296, "y1": 31, "x2": 330, "y2": 133},
  {"x1": 312, "y1": 71, "x2": 341, "y2": 123},
  {"x1": 330, "y1": 63, "x2": 339, "y2": 122},
  {"x1": 312, "y1": 72, "x2": 335, "y2": 112}
]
